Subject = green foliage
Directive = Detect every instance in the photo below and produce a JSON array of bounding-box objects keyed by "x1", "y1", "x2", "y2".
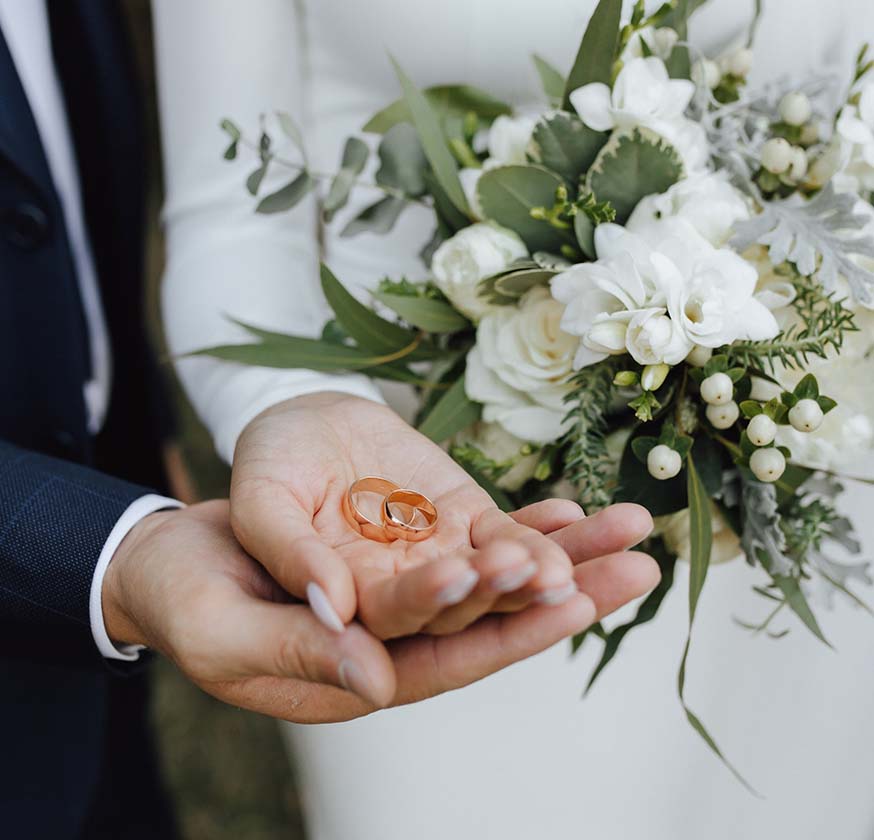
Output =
[
  {"x1": 562, "y1": 0, "x2": 622, "y2": 109},
  {"x1": 324, "y1": 137, "x2": 370, "y2": 220},
  {"x1": 586, "y1": 129, "x2": 683, "y2": 223},
  {"x1": 255, "y1": 172, "x2": 315, "y2": 213},
  {"x1": 220, "y1": 118, "x2": 240, "y2": 160},
  {"x1": 729, "y1": 278, "x2": 858, "y2": 371},
  {"x1": 417, "y1": 376, "x2": 481, "y2": 442},
  {"x1": 363, "y1": 84, "x2": 511, "y2": 134},
  {"x1": 375, "y1": 123, "x2": 428, "y2": 196},
  {"x1": 532, "y1": 54, "x2": 565, "y2": 104},
  {"x1": 529, "y1": 112, "x2": 607, "y2": 185},
  {"x1": 478, "y1": 262, "x2": 558, "y2": 306},
  {"x1": 374, "y1": 288, "x2": 470, "y2": 333},
  {"x1": 341, "y1": 196, "x2": 407, "y2": 237},
  {"x1": 476, "y1": 165, "x2": 571, "y2": 252},
  {"x1": 562, "y1": 359, "x2": 623, "y2": 510}
]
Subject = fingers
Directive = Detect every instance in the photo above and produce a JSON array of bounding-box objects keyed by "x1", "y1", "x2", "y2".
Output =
[
  {"x1": 573, "y1": 551, "x2": 661, "y2": 620},
  {"x1": 421, "y1": 539, "x2": 538, "y2": 635},
  {"x1": 471, "y1": 508, "x2": 574, "y2": 598},
  {"x1": 230, "y1": 482, "x2": 357, "y2": 625},
  {"x1": 510, "y1": 498, "x2": 586, "y2": 534},
  {"x1": 390, "y1": 592, "x2": 597, "y2": 705},
  {"x1": 186, "y1": 587, "x2": 397, "y2": 708},
  {"x1": 547, "y1": 503, "x2": 654, "y2": 565},
  {"x1": 355, "y1": 553, "x2": 480, "y2": 639}
]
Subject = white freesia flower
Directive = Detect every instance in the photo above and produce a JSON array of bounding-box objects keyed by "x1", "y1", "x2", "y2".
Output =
[
  {"x1": 553, "y1": 220, "x2": 779, "y2": 368},
  {"x1": 455, "y1": 422, "x2": 540, "y2": 491},
  {"x1": 465, "y1": 287, "x2": 577, "y2": 444},
  {"x1": 431, "y1": 223, "x2": 527, "y2": 322},
  {"x1": 835, "y1": 80, "x2": 874, "y2": 191},
  {"x1": 627, "y1": 172, "x2": 751, "y2": 246},
  {"x1": 569, "y1": 57, "x2": 706, "y2": 170},
  {"x1": 486, "y1": 114, "x2": 538, "y2": 165},
  {"x1": 622, "y1": 26, "x2": 679, "y2": 62}
]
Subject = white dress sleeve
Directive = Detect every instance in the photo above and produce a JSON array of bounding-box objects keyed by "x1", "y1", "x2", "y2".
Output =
[{"x1": 151, "y1": 0, "x2": 383, "y2": 464}]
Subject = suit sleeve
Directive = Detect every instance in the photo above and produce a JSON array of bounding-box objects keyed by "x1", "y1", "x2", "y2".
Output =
[
  {"x1": 152, "y1": 0, "x2": 383, "y2": 466},
  {"x1": 0, "y1": 438, "x2": 156, "y2": 661}
]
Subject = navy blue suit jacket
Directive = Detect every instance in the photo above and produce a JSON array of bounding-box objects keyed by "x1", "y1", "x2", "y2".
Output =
[{"x1": 0, "y1": 2, "x2": 175, "y2": 835}]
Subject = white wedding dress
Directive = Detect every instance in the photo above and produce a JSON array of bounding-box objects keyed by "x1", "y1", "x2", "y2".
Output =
[{"x1": 153, "y1": 1, "x2": 874, "y2": 837}]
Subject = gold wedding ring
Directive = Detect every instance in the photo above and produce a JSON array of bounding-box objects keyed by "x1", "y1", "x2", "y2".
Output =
[
  {"x1": 382, "y1": 489, "x2": 438, "y2": 542},
  {"x1": 342, "y1": 477, "x2": 438, "y2": 543},
  {"x1": 342, "y1": 476, "x2": 400, "y2": 542}
]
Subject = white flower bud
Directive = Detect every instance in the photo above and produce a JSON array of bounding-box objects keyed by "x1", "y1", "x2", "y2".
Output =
[
  {"x1": 692, "y1": 59, "x2": 721, "y2": 90},
  {"x1": 721, "y1": 47, "x2": 753, "y2": 78},
  {"x1": 700, "y1": 372, "x2": 733, "y2": 405},
  {"x1": 586, "y1": 318, "x2": 628, "y2": 354},
  {"x1": 788, "y1": 398, "x2": 824, "y2": 432},
  {"x1": 747, "y1": 413, "x2": 777, "y2": 446},
  {"x1": 706, "y1": 400, "x2": 739, "y2": 430},
  {"x1": 760, "y1": 137, "x2": 793, "y2": 174},
  {"x1": 641, "y1": 363, "x2": 670, "y2": 392},
  {"x1": 686, "y1": 344, "x2": 713, "y2": 368},
  {"x1": 779, "y1": 92, "x2": 812, "y2": 127},
  {"x1": 787, "y1": 146, "x2": 808, "y2": 181},
  {"x1": 749, "y1": 376, "x2": 782, "y2": 402},
  {"x1": 749, "y1": 447, "x2": 786, "y2": 482},
  {"x1": 647, "y1": 444, "x2": 683, "y2": 480}
]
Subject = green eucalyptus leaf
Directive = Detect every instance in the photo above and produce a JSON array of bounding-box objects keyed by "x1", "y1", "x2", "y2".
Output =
[
  {"x1": 373, "y1": 291, "x2": 470, "y2": 333},
  {"x1": 532, "y1": 54, "x2": 566, "y2": 104},
  {"x1": 255, "y1": 172, "x2": 315, "y2": 213},
  {"x1": 389, "y1": 58, "x2": 472, "y2": 217},
  {"x1": 562, "y1": 0, "x2": 623, "y2": 110},
  {"x1": 529, "y1": 112, "x2": 607, "y2": 185},
  {"x1": 276, "y1": 111, "x2": 305, "y2": 150},
  {"x1": 320, "y1": 263, "x2": 416, "y2": 354},
  {"x1": 220, "y1": 118, "x2": 241, "y2": 142},
  {"x1": 363, "y1": 85, "x2": 511, "y2": 134},
  {"x1": 476, "y1": 164, "x2": 570, "y2": 252},
  {"x1": 324, "y1": 137, "x2": 369, "y2": 219},
  {"x1": 223, "y1": 141, "x2": 238, "y2": 160},
  {"x1": 341, "y1": 196, "x2": 407, "y2": 237},
  {"x1": 246, "y1": 164, "x2": 268, "y2": 196},
  {"x1": 492, "y1": 267, "x2": 556, "y2": 299},
  {"x1": 586, "y1": 128, "x2": 683, "y2": 223},
  {"x1": 376, "y1": 123, "x2": 428, "y2": 196},
  {"x1": 417, "y1": 376, "x2": 482, "y2": 442}
]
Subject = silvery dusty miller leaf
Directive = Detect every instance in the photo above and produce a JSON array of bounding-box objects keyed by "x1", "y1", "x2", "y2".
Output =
[{"x1": 740, "y1": 480, "x2": 793, "y2": 575}]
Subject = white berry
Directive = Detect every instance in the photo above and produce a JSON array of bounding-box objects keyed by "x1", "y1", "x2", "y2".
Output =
[
  {"x1": 788, "y1": 398, "x2": 824, "y2": 432},
  {"x1": 787, "y1": 146, "x2": 808, "y2": 180},
  {"x1": 692, "y1": 58, "x2": 721, "y2": 89},
  {"x1": 749, "y1": 447, "x2": 786, "y2": 483},
  {"x1": 706, "y1": 401, "x2": 739, "y2": 430},
  {"x1": 647, "y1": 445, "x2": 682, "y2": 481},
  {"x1": 747, "y1": 414, "x2": 777, "y2": 446},
  {"x1": 700, "y1": 372, "x2": 733, "y2": 405},
  {"x1": 686, "y1": 344, "x2": 713, "y2": 368},
  {"x1": 720, "y1": 47, "x2": 753, "y2": 78},
  {"x1": 779, "y1": 92, "x2": 812, "y2": 126},
  {"x1": 760, "y1": 138, "x2": 793, "y2": 174}
]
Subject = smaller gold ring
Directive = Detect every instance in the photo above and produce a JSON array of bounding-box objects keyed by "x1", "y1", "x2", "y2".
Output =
[
  {"x1": 382, "y1": 489, "x2": 438, "y2": 542},
  {"x1": 342, "y1": 476, "x2": 400, "y2": 542}
]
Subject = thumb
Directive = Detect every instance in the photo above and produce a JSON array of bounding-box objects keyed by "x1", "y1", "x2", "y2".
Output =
[{"x1": 230, "y1": 484, "x2": 357, "y2": 629}]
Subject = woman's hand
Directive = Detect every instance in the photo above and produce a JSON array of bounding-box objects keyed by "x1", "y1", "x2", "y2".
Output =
[{"x1": 229, "y1": 392, "x2": 656, "y2": 639}]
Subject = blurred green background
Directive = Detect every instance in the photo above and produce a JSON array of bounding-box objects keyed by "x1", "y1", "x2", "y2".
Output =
[{"x1": 123, "y1": 2, "x2": 307, "y2": 837}]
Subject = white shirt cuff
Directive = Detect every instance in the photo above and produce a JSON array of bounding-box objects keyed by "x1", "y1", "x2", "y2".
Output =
[{"x1": 89, "y1": 493, "x2": 185, "y2": 661}]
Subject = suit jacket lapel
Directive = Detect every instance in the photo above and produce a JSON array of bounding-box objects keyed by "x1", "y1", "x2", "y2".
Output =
[{"x1": 0, "y1": 21, "x2": 56, "y2": 200}]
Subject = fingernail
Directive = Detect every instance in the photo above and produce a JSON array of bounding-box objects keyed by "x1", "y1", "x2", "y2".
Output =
[
  {"x1": 436, "y1": 569, "x2": 480, "y2": 606},
  {"x1": 338, "y1": 659, "x2": 384, "y2": 707},
  {"x1": 491, "y1": 561, "x2": 538, "y2": 593},
  {"x1": 535, "y1": 581, "x2": 578, "y2": 606},
  {"x1": 307, "y1": 582, "x2": 345, "y2": 633}
]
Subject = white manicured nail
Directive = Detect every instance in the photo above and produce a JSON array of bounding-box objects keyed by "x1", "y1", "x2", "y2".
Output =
[
  {"x1": 338, "y1": 659, "x2": 383, "y2": 707},
  {"x1": 535, "y1": 581, "x2": 578, "y2": 606},
  {"x1": 491, "y1": 561, "x2": 538, "y2": 593},
  {"x1": 307, "y1": 582, "x2": 345, "y2": 633},
  {"x1": 436, "y1": 569, "x2": 480, "y2": 606}
]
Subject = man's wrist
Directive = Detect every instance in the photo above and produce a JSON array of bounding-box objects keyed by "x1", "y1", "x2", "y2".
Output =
[{"x1": 90, "y1": 495, "x2": 183, "y2": 659}]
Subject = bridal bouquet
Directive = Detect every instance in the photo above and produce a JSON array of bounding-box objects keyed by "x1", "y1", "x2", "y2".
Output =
[{"x1": 209, "y1": 0, "x2": 874, "y2": 781}]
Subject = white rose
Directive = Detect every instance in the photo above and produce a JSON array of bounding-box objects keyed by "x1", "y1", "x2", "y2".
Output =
[
  {"x1": 465, "y1": 287, "x2": 577, "y2": 443},
  {"x1": 486, "y1": 114, "x2": 538, "y2": 166},
  {"x1": 627, "y1": 173, "x2": 751, "y2": 247},
  {"x1": 455, "y1": 422, "x2": 540, "y2": 491},
  {"x1": 431, "y1": 223, "x2": 528, "y2": 322},
  {"x1": 656, "y1": 503, "x2": 742, "y2": 565}
]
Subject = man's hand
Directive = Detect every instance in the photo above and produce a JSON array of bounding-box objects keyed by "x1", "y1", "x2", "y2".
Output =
[
  {"x1": 101, "y1": 500, "x2": 656, "y2": 723},
  {"x1": 229, "y1": 392, "x2": 652, "y2": 639}
]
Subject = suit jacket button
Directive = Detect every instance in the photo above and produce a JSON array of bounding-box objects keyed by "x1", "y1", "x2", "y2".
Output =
[{"x1": 3, "y1": 203, "x2": 51, "y2": 249}]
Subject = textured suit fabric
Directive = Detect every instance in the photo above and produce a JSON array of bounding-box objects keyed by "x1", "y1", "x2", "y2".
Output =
[{"x1": 0, "y1": 2, "x2": 177, "y2": 836}]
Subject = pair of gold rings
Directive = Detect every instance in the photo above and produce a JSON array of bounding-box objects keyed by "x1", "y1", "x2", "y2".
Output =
[{"x1": 342, "y1": 476, "x2": 438, "y2": 543}]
